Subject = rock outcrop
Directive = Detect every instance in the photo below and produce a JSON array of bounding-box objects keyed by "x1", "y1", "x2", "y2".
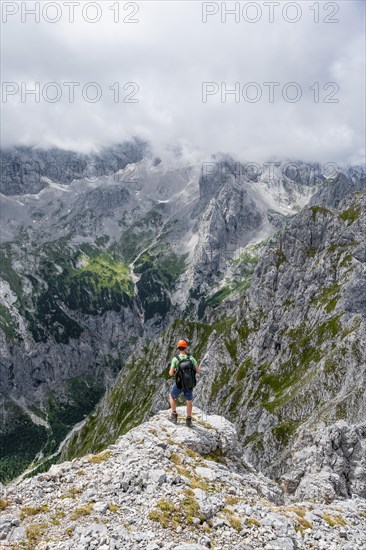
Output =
[{"x1": 1, "y1": 408, "x2": 365, "y2": 550}]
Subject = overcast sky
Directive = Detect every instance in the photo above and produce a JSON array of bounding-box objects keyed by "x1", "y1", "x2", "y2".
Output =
[{"x1": 1, "y1": 1, "x2": 365, "y2": 165}]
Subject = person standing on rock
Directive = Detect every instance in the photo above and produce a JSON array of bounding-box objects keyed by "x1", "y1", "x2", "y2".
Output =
[{"x1": 169, "y1": 339, "x2": 200, "y2": 427}]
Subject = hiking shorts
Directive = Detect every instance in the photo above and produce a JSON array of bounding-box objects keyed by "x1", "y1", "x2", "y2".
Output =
[{"x1": 170, "y1": 382, "x2": 193, "y2": 401}]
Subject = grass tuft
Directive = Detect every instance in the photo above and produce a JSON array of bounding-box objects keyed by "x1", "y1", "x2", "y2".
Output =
[
  {"x1": 87, "y1": 450, "x2": 113, "y2": 463},
  {"x1": 246, "y1": 517, "x2": 261, "y2": 527},
  {"x1": 70, "y1": 502, "x2": 94, "y2": 520},
  {"x1": 148, "y1": 491, "x2": 202, "y2": 529},
  {"x1": 226, "y1": 513, "x2": 243, "y2": 532},
  {"x1": 323, "y1": 513, "x2": 347, "y2": 527},
  {"x1": 0, "y1": 499, "x2": 11, "y2": 510},
  {"x1": 20, "y1": 505, "x2": 50, "y2": 519},
  {"x1": 61, "y1": 487, "x2": 82, "y2": 500},
  {"x1": 26, "y1": 523, "x2": 48, "y2": 544},
  {"x1": 339, "y1": 206, "x2": 361, "y2": 224},
  {"x1": 108, "y1": 503, "x2": 120, "y2": 513}
]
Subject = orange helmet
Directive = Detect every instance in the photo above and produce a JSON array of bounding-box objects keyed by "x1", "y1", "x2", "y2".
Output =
[{"x1": 177, "y1": 339, "x2": 188, "y2": 349}]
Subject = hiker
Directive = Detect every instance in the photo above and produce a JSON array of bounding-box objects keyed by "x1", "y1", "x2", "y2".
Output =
[{"x1": 169, "y1": 339, "x2": 200, "y2": 427}]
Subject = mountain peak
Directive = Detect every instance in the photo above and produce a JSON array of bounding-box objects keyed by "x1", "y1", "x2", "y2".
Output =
[{"x1": 1, "y1": 408, "x2": 366, "y2": 549}]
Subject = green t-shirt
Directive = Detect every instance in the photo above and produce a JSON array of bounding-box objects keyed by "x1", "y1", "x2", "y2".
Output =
[{"x1": 171, "y1": 353, "x2": 198, "y2": 372}]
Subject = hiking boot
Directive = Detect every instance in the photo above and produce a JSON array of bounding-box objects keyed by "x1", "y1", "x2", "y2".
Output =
[
  {"x1": 169, "y1": 412, "x2": 178, "y2": 424},
  {"x1": 186, "y1": 416, "x2": 192, "y2": 427}
]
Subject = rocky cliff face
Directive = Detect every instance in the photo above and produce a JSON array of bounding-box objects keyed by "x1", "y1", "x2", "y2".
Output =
[
  {"x1": 0, "y1": 140, "x2": 147, "y2": 195},
  {"x1": 0, "y1": 233, "x2": 145, "y2": 482},
  {"x1": 1, "y1": 408, "x2": 366, "y2": 550}
]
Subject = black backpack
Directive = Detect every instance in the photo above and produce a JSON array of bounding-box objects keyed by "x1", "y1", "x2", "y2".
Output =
[{"x1": 175, "y1": 352, "x2": 197, "y2": 391}]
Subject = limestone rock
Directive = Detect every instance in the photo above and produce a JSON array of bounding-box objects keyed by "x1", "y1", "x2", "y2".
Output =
[{"x1": 1, "y1": 408, "x2": 365, "y2": 550}]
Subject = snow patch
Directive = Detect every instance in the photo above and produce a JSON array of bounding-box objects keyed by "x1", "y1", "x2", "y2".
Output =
[{"x1": 41, "y1": 177, "x2": 70, "y2": 193}]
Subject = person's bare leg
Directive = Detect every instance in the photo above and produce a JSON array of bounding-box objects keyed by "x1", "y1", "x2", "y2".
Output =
[
  {"x1": 186, "y1": 400, "x2": 193, "y2": 417},
  {"x1": 169, "y1": 395, "x2": 177, "y2": 413}
]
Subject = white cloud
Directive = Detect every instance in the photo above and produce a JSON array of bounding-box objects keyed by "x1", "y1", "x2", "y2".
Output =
[{"x1": 1, "y1": 1, "x2": 365, "y2": 165}]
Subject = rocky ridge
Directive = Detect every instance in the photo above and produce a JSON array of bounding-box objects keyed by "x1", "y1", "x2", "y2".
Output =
[
  {"x1": 0, "y1": 140, "x2": 147, "y2": 196},
  {"x1": 1, "y1": 408, "x2": 366, "y2": 550}
]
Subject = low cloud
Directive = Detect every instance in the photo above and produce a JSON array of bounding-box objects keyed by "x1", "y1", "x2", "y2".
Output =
[{"x1": 1, "y1": 1, "x2": 365, "y2": 165}]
